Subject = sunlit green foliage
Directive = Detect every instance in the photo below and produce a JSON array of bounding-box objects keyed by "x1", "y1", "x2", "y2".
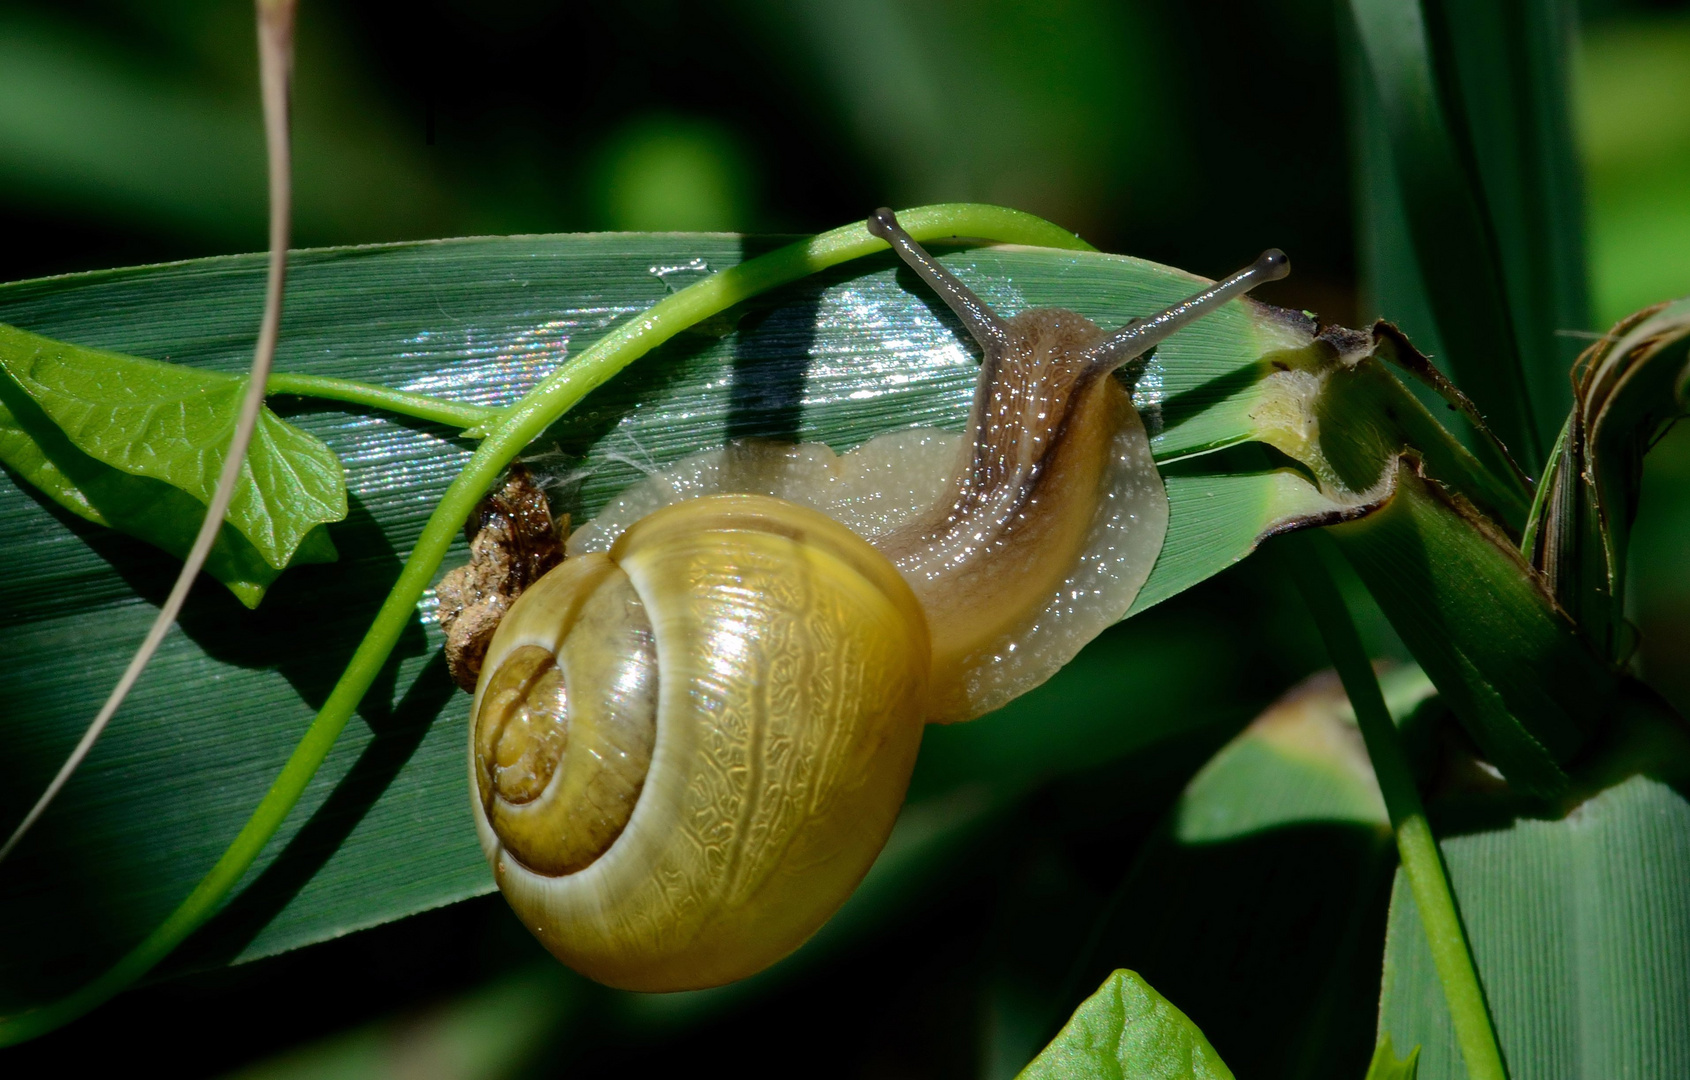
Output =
[{"x1": 1, "y1": 1, "x2": 1688, "y2": 1078}]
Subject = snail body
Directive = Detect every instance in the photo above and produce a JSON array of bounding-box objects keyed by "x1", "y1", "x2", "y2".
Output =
[{"x1": 469, "y1": 210, "x2": 1289, "y2": 990}]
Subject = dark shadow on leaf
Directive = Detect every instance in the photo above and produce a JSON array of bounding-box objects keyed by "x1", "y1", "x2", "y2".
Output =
[
  {"x1": 1425, "y1": 678, "x2": 1690, "y2": 837},
  {"x1": 532, "y1": 247, "x2": 936, "y2": 517},
  {"x1": 723, "y1": 293, "x2": 818, "y2": 446},
  {"x1": 1056, "y1": 821, "x2": 1394, "y2": 1080},
  {"x1": 66, "y1": 493, "x2": 428, "y2": 724},
  {"x1": 0, "y1": 674, "x2": 126, "y2": 1010},
  {"x1": 162, "y1": 651, "x2": 460, "y2": 975},
  {"x1": 887, "y1": 257, "x2": 987, "y2": 370},
  {"x1": 1156, "y1": 361, "x2": 1270, "y2": 448}
]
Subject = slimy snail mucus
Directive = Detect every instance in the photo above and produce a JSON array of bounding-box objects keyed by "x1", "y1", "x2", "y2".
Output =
[{"x1": 463, "y1": 209, "x2": 1288, "y2": 991}]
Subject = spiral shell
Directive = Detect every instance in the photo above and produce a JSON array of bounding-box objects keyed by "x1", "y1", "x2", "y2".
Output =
[{"x1": 470, "y1": 493, "x2": 930, "y2": 990}]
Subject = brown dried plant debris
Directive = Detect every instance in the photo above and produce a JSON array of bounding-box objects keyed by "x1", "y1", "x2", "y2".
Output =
[{"x1": 436, "y1": 465, "x2": 566, "y2": 692}]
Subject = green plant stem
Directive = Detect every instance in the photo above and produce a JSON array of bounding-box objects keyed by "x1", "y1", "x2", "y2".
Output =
[
  {"x1": 265, "y1": 372, "x2": 500, "y2": 432},
  {"x1": 1283, "y1": 531, "x2": 1509, "y2": 1080},
  {"x1": 0, "y1": 203, "x2": 1090, "y2": 1044}
]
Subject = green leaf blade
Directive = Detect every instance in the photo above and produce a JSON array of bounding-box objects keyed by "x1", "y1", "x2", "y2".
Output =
[
  {"x1": 1377, "y1": 696, "x2": 1690, "y2": 1079},
  {"x1": 0, "y1": 232, "x2": 1333, "y2": 999},
  {"x1": 1132, "y1": 468, "x2": 1338, "y2": 617},
  {"x1": 1346, "y1": 0, "x2": 1541, "y2": 469},
  {"x1": 1428, "y1": 0, "x2": 1590, "y2": 451}
]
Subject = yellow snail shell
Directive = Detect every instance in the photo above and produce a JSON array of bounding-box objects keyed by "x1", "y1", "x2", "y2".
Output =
[
  {"x1": 466, "y1": 210, "x2": 1288, "y2": 991},
  {"x1": 471, "y1": 494, "x2": 929, "y2": 990}
]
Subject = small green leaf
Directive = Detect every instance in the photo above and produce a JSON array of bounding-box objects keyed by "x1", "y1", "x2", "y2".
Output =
[
  {"x1": 0, "y1": 322, "x2": 346, "y2": 570},
  {"x1": 1018, "y1": 970, "x2": 1235, "y2": 1080},
  {"x1": 1363, "y1": 1035, "x2": 1420, "y2": 1080},
  {"x1": 0, "y1": 365, "x2": 321, "y2": 607}
]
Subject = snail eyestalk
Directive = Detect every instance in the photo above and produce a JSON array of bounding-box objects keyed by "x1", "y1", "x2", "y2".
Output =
[
  {"x1": 1088, "y1": 248, "x2": 1290, "y2": 374},
  {"x1": 867, "y1": 207, "x2": 1010, "y2": 350},
  {"x1": 866, "y1": 212, "x2": 1288, "y2": 721}
]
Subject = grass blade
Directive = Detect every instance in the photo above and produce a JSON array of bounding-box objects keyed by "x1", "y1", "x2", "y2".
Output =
[
  {"x1": 1346, "y1": 0, "x2": 1540, "y2": 470},
  {"x1": 1428, "y1": 0, "x2": 1590, "y2": 451}
]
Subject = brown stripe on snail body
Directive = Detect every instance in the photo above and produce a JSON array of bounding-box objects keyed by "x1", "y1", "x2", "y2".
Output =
[{"x1": 467, "y1": 210, "x2": 1289, "y2": 991}]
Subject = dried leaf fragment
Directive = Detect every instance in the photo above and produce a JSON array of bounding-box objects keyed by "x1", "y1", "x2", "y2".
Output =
[{"x1": 437, "y1": 466, "x2": 565, "y2": 691}]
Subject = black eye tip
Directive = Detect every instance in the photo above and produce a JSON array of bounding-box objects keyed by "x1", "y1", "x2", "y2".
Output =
[
  {"x1": 1257, "y1": 249, "x2": 1290, "y2": 279},
  {"x1": 867, "y1": 208, "x2": 899, "y2": 239}
]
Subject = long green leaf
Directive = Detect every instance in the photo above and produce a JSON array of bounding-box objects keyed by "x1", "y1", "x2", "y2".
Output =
[
  {"x1": 0, "y1": 233, "x2": 1319, "y2": 1008},
  {"x1": 1426, "y1": 0, "x2": 1590, "y2": 449},
  {"x1": 1345, "y1": 0, "x2": 1541, "y2": 469}
]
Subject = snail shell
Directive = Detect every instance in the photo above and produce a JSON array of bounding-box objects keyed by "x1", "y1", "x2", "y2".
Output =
[
  {"x1": 471, "y1": 494, "x2": 928, "y2": 990},
  {"x1": 468, "y1": 211, "x2": 1287, "y2": 990}
]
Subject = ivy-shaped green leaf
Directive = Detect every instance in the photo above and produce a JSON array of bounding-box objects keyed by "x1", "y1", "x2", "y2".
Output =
[
  {"x1": 0, "y1": 373, "x2": 335, "y2": 607},
  {"x1": 0, "y1": 322, "x2": 346, "y2": 571},
  {"x1": 1018, "y1": 970, "x2": 1235, "y2": 1080},
  {"x1": 0, "y1": 323, "x2": 342, "y2": 606}
]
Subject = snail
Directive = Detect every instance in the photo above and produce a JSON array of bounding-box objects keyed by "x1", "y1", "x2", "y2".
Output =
[{"x1": 466, "y1": 209, "x2": 1289, "y2": 991}]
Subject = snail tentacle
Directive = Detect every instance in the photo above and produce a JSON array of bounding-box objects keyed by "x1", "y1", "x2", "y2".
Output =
[
  {"x1": 1087, "y1": 247, "x2": 1290, "y2": 374},
  {"x1": 867, "y1": 206, "x2": 1010, "y2": 351}
]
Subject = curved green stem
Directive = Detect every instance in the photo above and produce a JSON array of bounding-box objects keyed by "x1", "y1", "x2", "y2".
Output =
[
  {"x1": 0, "y1": 203, "x2": 1090, "y2": 1044},
  {"x1": 265, "y1": 372, "x2": 500, "y2": 432},
  {"x1": 1284, "y1": 530, "x2": 1509, "y2": 1080}
]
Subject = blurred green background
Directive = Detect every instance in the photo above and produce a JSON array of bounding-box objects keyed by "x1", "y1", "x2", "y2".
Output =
[{"x1": 1, "y1": 0, "x2": 1687, "y2": 1077}]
